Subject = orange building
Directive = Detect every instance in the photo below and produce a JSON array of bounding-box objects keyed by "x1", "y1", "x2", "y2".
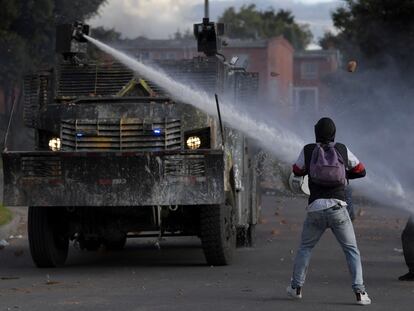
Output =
[
  {"x1": 293, "y1": 49, "x2": 341, "y2": 115},
  {"x1": 222, "y1": 36, "x2": 294, "y2": 110}
]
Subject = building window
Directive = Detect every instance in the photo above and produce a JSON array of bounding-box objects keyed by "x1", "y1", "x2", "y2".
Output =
[
  {"x1": 159, "y1": 52, "x2": 177, "y2": 60},
  {"x1": 300, "y1": 62, "x2": 318, "y2": 80},
  {"x1": 135, "y1": 52, "x2": 151, "y2": 61},
  {"x1": 167, "y1": 52, "x2": 177, "y2": 60},
  {"x1": 293, "y1": 87, "x2": 319, "y2": 112}
]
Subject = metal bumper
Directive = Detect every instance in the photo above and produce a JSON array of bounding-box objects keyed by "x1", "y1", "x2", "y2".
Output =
[{"x1": 2, "y1": 150, "x2": 224, "y2": 207}]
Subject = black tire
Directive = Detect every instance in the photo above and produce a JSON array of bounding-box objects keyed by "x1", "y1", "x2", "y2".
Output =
[
  {"x1": 200, "y1": 201, "x2": 236, "y2": 266},
  {"x1": 80, "y1": 239, "x2": 102, "y2": 251},
  {"x1": 104, "y1": 235, "x2": 127, "y2": 251},
  {"x1": 236, "y1": 224, "x2": 256, "y2": 247},
  {"x1": 28, "y1": 207, "x2": 69, "y2": 268}
]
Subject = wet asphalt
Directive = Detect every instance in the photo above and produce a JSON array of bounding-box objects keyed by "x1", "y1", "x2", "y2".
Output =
[{"x1": 0, "y1": 195, "x2": 412, "y2": 311}]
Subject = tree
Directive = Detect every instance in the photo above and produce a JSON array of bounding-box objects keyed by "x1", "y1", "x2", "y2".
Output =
[
  {"x1": 54, "y1": 0, "x2": 106, "y2": 23},
  {"x1": 218, "y1": 5, "x2": 313, "y2": 50},
  {"x1": 319, "y1": 0, "x2": 414, "y2": 78},
  {"x1": 317, "y1": 0, "x2": 414, "y2": 183},
  {"x1": 0, "y1": 0, "x2": 107, "y2": 85},
  {"x1": 0, "y1": 0, "x2": 106, "y2": 148},
  {"x1": 91, "y1": 27, "x2": 122, "y2": 42}
]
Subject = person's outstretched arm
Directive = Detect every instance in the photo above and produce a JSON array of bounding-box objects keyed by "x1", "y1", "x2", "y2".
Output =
[
  {"x1": 346, "y1": 148, "x2": 366, "y2": 179},
  {"x1": 292, "y1": 148, "x2": 307, "y2": 177}
]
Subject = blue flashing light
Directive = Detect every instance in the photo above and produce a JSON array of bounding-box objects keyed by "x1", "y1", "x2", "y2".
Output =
[
  {"x1": 153, "y1": 129, "x2": 162, "y2": 135},
  {"x1": 76, "y1": 133, "x2": 84, "y2": 137}
]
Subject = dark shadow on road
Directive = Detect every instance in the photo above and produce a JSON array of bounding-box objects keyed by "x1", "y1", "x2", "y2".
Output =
[{"x1": 0, "y1": 238, "x2": 217, "y2": 270}]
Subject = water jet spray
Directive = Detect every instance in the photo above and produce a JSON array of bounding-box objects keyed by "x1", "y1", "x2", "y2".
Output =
[{"x1": 83, "y1": 35, "x2": 414, "y2": 213}]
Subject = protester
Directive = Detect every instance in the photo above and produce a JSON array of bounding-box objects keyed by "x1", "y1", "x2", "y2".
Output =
[
  {"x1": 399, "y1": 216, "x2": 414, "y2": 281},
  {"x1": 287, "y1": 117, "x2": 371, "y2": 305}
]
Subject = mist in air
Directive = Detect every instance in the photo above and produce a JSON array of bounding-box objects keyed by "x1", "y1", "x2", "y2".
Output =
[{"x1": 85, "y1": 35, "x2": 414, "y2": 213}]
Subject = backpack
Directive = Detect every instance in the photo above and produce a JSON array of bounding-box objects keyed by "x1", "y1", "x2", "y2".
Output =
[{"x1": 309, "y1": 143, "x2": 347, "y2": 187}]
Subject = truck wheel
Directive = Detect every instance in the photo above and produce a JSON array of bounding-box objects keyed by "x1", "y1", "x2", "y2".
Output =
[
  {"x1": 236, "y1": 224, "x2": 256, "y2": 247},
  {"x1": 200, "y1": 202, "x2": 236, "y2": 266},
  {"x1": 28, "y1": 207, "x2": 69, "y2": 268},
  {"x1": 104, "y1": 235, "x2": 127, "y2": 251},
  {"x1": 80, "y1": 239, "x2": 101, "y2": 251}
]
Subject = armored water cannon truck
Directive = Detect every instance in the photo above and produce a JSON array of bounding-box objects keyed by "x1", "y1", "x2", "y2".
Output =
[{"x1": 2, "y1": 20, "x2": 260, "y2": 268}]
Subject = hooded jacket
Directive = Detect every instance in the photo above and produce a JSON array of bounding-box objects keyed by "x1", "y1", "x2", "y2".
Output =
[{"x1": 292, "y1": 118, "x2": 366, "y2": 204}]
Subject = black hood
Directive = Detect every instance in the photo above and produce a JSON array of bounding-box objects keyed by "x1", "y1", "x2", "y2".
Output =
[{"x1": 314, "y1": 117, "x2": 336, "y2": 143}]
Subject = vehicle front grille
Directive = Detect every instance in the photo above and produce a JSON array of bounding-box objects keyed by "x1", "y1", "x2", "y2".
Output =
[
  {"x1": 21, "y1": 156, "x2": 62, "y2": 178},
  {"x1": 61, "y1": 118, "x2": 182, "y2": 151},
  {"x1": 164, "y1": 155, "x2": 206, "y2": 177},
  {"x1": 23, "y1": 73, "x2": 50, "y2": 128}
]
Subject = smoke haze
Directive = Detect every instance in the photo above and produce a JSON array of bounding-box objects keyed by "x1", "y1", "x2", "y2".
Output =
[
  {"x1": 282, "y1": 60, "x2": 414, "y2": 213},
  {"x1": 85, "y1": 35, "x2": 414, "y2": 213}
]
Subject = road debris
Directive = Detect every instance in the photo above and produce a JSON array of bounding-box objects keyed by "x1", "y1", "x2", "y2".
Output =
[
  {"x1": 271, "y1": 229, "x2": 280, "y2": 236},
  {"x1": 0, "y1": 239, "x2": 9, "y2": 249},
  {"x1": 241, "y1": 288, "x2": 252, "y2": 292},
  {"x1": 45, "y1": 274, "x2": 60, "y2": 285},
  {"x1": 1, "y1": 276, "x2": 20, "y2": 280},
  {"x1": 258, "y1": 218, "x2": 268, "y2": 224},
  {"x1": 357, "y1": 208, "x2": 365, "y2": 217},
  {"x1": 14, "y1": 250, "x2": 24, "y2": 257}
]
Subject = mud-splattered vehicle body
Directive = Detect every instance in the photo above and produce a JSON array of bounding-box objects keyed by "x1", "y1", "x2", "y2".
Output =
[{"x1": 2, "y1": 21, "x2": 261, "y2": 267}]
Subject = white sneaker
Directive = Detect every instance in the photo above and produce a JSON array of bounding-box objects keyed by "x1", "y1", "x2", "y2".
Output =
[
  {"x1": 356, "y1": 292, "x2": 371, "y2": 305},
  {"x1": 286, "y1": 285, "x2": 302, "y2": 299}
]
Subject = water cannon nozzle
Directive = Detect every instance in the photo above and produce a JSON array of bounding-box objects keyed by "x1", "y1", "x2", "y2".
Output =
[
  {"x1": 73, "y1": 21, "x2": 90, "y2": 42},
  {"x1": 193, "y1": 18, "x2": 224, "y2": 57},
  {"x1": 56, "y1": 21, "x2": 90, "y2": 57}
]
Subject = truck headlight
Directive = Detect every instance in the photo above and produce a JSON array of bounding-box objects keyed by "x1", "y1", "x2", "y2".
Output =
[
  {"x1": 49, "y1": 138, "x2": 61, "y2": 151},
  {"x1": 186, "y1": 136, "x2": 201, "y2": 150},
  {"x1": 184, "y1": 127, "x2": 211, "y2": 150}
]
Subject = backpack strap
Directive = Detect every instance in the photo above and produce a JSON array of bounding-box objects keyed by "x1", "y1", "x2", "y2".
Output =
[
  {"x1": 334, "y1": 143, "x2": 349, "y2": 170},
  {"x1": 303, "y1": 143, "x2": 317, "y2": 174}
]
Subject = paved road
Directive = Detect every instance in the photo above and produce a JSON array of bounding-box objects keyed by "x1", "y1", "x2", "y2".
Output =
[{"x1": 0, "y1": 195, "x2": 412, "y2": 311}]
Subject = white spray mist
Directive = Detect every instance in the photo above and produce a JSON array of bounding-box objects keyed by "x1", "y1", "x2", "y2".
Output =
[
  {"x1": 84, "y1": 35, "x2": 414, "y2": 213},
  {"x1": 85, "y1": 35, "x2": 302, "y2": 162}
]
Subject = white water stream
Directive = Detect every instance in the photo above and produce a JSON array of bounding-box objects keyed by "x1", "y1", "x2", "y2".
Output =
[{"x1": 85, "y1": 35, "x2": 414, "y2": 213}]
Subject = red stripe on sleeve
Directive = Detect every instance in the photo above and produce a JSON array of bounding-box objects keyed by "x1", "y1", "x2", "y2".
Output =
[
  {"x1": 351, "y1": 162, "x2": 365, "y2": 174},
  {"x1": 292, "y1": 164, "x2": 305, "y2": 176}
]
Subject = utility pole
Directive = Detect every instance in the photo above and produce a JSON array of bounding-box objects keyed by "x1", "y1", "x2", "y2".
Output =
[{"x1": 204, "y1": 0, "x2": 209, "y2": 19}]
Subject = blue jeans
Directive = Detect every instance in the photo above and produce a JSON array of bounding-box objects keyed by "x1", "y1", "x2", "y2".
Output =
[
  {"x1": 291, "y1": 206, "x2": 366, "y2": 293},
  {"x1": 345, "y1": 185, "x2": 355, "y2": 221}
]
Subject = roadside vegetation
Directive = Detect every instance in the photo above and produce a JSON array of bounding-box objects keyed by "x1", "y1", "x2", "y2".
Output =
[{"x1": 0, "y1": 204, "x2": 12, "y2": 226}]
